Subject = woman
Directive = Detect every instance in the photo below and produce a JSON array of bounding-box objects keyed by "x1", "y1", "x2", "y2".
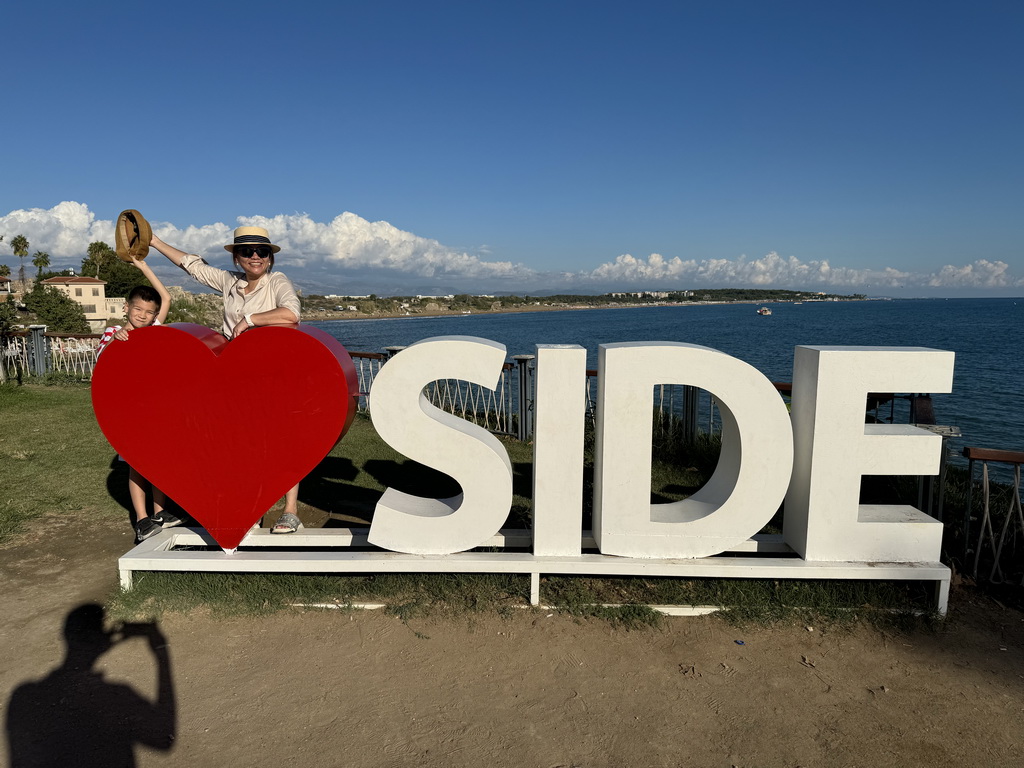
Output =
[{"x1": 148, "y1": 225, "x2": 305, "y2": 533}]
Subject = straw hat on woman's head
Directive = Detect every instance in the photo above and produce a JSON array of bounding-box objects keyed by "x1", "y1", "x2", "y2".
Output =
[{"x1": 223, "y1": 226, "x2": 281, "y2": 253}]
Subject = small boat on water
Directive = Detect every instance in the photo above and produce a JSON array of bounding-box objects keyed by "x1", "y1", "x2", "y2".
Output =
[{"x1": 757, "y1": 306, "x2": 772, "y2": 316}]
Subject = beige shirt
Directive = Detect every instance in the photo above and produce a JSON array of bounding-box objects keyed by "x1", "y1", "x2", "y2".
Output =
[{"x1": 179, "y1": 254, "x2": 301, "y2": 338}]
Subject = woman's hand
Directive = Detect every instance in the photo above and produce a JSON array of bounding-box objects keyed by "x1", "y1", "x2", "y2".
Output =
[{"x1": 231, "y1": 318, "x2": 251, "y2": 338}]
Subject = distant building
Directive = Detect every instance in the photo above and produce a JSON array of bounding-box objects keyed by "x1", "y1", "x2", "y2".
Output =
[
  {"x1": 0, "y1": 275, "x2": 11, "y2": 295},
  {"x1": 610, "y1": 291, "x2": 671, "y2": 299},
  {"x1": 40, "y1": 276, "x2": 122, "y2": 332}
]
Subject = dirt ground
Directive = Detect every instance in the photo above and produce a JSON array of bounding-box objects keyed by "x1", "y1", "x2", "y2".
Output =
[{"x1": 1, "y1": 513, "x2": 1022, "y2": 768}]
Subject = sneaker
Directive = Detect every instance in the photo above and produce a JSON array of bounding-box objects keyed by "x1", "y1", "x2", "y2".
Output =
[
  {"x1": 152, "y1": 510, "x2": 183, "y2": 528},
  {"x1": 134, "y1": 517, "x2": 161, "y2": 542}
]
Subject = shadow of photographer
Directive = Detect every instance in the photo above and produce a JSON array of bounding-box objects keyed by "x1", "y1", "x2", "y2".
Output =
[{"x1": 5, "y1": 603, "x2": 176, "y2": 767}]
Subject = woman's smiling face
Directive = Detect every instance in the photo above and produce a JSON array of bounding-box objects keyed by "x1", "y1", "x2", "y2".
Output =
[{"x1": 234, "y1": 245, "x2": 274, "y2": 279}]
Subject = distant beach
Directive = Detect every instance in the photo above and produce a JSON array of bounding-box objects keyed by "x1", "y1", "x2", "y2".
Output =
[{"x1": 298, "y1": 297, "x2": 862, "y2": 323}]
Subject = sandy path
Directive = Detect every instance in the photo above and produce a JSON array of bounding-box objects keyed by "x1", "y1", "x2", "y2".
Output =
[{"x1": 1, "y1": 514, "x2": 1022, "y2": 767}]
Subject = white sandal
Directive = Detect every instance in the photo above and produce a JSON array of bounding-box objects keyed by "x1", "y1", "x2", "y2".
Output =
[{"x1": 270, "y1": 513, "x2": 303, "y2": 534}]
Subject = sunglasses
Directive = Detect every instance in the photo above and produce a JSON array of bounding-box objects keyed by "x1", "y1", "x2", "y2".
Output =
[{"x1": 235, "y1": 245, "x2": 274, "y2": 259}]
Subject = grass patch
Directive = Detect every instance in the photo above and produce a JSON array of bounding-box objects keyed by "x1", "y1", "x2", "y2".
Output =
[
  {"x1": 0, "y1": 382, "x2": 125, "y2": 543},
  {"x1": 108, "y1": 571, "x2": 529, "y2": 623},
  {"x1": 539, "y1": 578, "x2": 666, "y2": 630},
  {"x1": 39, "y1": 371, "x2": 92, "y2": 387},
  {"x1": 555, "y1": 602, "x2": 665, "y2": 631},
  {"x1": 108, "y1": 570, "x2": 937, "y2": 632},
  {"x1": 543, "y1": 575, "x2": 939, "y2": 631}
]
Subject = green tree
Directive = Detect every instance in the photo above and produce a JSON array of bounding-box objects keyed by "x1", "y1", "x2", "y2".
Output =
[
  {"x1": 0, "y1": 295, "x2": 17, "y2": 335},
  {"x1": 32, "y1": 251, "x2": 50, "y2": 278},
  {"x1": 83, "y1": 241, "x2": 115, "y2": 280},
  {"x1": 23, "y1": 283, "x2": 90, "y2": 334},
  {"x1": 10, "y1": 234, "x2": 29, "y2": 288},
  {"x1": 164, "y1": 295, "x2": 220, "y2": 328},
  {"x1": 0, "y1": 263, "x2": 10, "y2": 278},
  {"x1": 81, "y1": 241, "x2": 146, "y2": 298},
  {"x1": 102, "y1": 259, "x2": 149, "y2": 299}
]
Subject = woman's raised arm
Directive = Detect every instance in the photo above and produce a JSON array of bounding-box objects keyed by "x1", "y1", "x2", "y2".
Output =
[{"x1": 148, "y1": 234, "x2": 191, "y2": 267}]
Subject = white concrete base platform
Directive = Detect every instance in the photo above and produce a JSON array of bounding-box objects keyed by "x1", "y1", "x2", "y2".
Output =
[{"x1": 118, "y1": 527, "x2": 951, "y2": 614}]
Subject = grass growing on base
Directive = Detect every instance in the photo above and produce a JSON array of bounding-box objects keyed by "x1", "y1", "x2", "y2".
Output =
[
  {"x1": 109, "y1": 570, "x2": 937, "y2": 631},
  {"x1": 108, "y1": 571, "x2": 530, "y2": 623},
  {"x1": 543, "y1": 575, "x2": 940, "y2": 630}
]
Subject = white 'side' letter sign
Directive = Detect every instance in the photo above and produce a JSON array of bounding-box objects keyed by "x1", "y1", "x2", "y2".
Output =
[{"x1": 367, "y1": 336, "x2": 513, "y2": 554}]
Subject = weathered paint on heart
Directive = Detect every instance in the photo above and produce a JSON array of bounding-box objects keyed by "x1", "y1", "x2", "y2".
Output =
[{"x1": 92, "y1": 323, "x2": 359, "y2": 550}]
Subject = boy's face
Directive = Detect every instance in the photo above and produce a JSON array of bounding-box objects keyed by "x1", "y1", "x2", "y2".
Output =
[{"x1": 125, "y1": 298, "x2": 159, "y2": 329}]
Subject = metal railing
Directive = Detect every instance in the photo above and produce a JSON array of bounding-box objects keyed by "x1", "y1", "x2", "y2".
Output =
[
  {"x1": 963, "y1": 447, "x2": 1024, "y2": 584},
  {"x1": 2, "y1": 331, "x2": 524, "y2": 437},
  {"x1": 424, "y1": 364, "x2": 515, "y2": 434},
  {"x1": 363, "y1": 347, "x2": 519, "y2": 436},
  {"x1": 2, "y1": 328, "x2": 102, "y2": 381},
  {"x1": 48, "y1": 334, "x2": 101, "y2": 376},
  {"x1": 349, "y1": 352, "x2": 386, "y2": 413},
  {"x1": 0, "y1": 331, "x2": 981, "y2": 465},
  {"x1": 1, "y1": 333, "x2": 29, "y2": 382}
]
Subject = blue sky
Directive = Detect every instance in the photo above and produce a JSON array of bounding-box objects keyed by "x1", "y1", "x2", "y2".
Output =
[{"x1": 1, "y1": 1, "x2": 1021, "y2": 296}]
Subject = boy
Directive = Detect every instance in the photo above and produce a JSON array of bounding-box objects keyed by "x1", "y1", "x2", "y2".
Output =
[{"x1": 97, "y1": 255, "x2": 181, "y2": 541}]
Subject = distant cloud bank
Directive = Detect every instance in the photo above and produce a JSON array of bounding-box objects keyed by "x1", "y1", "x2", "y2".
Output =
[
  {"x1": 2, "y1": 201, "x2": 1020, "y2": 296},
  {"x1": 586, "y1": 252, "x2": 1021, "y2": 291}
]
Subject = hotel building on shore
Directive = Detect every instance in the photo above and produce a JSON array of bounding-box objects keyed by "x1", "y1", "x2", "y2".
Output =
[{"x1": 40, "y1": 276, "x2": 123, "y2": 333}]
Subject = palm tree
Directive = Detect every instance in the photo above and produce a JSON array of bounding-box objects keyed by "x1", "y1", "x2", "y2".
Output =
[
  {"x1": 10, "y1": 234, "x2": 29, "y2": 290},
  {"x1": 32, "y1": 251, "x2": 51, "y2": 279},
  {"x1": 86, "y1": 241, "x2": 115, "y2": 280}
]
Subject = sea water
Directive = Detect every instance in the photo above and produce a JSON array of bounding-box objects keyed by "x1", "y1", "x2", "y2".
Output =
[{"x1": 307, "y1": 297, "x2": 1024, "y2": 462}]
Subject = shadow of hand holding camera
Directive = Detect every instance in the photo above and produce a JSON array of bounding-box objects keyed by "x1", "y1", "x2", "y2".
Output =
[{"x1": 5, "y1": 604, "x2": 176, "y2": 767}]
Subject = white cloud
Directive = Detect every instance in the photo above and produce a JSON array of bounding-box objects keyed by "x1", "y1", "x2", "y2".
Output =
[
  {"x1": 0, "y1": 203, "x2": 533, "y2": 293},
  {"x1": 582, "y1": 251, "x2": 1022, "y2": 292},
  {"x1": 0, "y1": 201, "x2": 113, "y2": 258},
  {"x1": 585, "y1": 251, "x2": 904, "y2": 287},
  {"x1": 926, "y1": 259, "x2": 1018, "y2": 288},
  {"x1": 234, "y1": 212, "x2": 532, "y2": 280},
  {"x1": 2, "y1": 202, "x2": 1021, "y2": 295}
]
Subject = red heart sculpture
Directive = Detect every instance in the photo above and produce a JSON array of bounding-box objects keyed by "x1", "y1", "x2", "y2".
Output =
[{"x1": 92, "y1": 323, "x2": 359, "y2": 551}]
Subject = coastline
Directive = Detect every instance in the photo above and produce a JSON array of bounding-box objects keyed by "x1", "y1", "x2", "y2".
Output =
[{"x1": 298, "y1": 298, "x2": 828, "y2": 323}]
